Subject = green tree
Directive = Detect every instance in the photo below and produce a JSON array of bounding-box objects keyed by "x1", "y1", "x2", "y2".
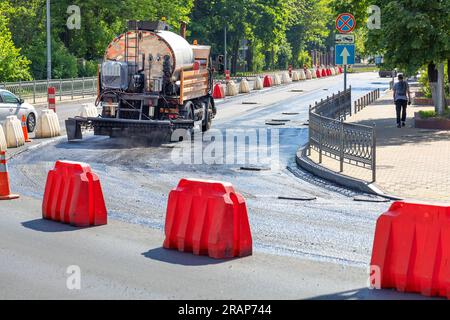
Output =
[{"x1": 0, "y1": 6, "x2": 31, "y2": 81}]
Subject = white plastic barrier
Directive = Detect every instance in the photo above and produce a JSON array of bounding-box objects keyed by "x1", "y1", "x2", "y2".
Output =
[
  {"x1": 0, "y1": 125, "x2": 8, "y2": 152},
  {"x1": 226, "y1": 81, "x2": 238, "y2": 96},
  {"x1": 239, "y1": 79, "x2": 251, "y2": 93},
  {"x1": 311, "y1": 69, "x2": 317, "y2": 79},
  {"x1": 305, "y1": 69, "x2": 312, "y2": 80},
  {"x1": 331, "y1": 67, "x2": 336, "y2": 76},
  {"x1": 79, "y1": 103, "x2": 99, "y2": 118},
  {"x1": 253, "y1": 76, "x2": 263, "y2": 90},
  {"x1": 36, "y1": 109, "x2": 61, "y2": 138},
  {"x1": 335, "y1": 67, "x2": 340, "y2": 74},
  {"x1": 299, "y1": 70, "x2": 306, "y2": 80},
  {"x1": 292, "y1": 71, "x2": 300, "y2": 81},
  {"x1": 3, "y1": 116, "x2": 25, "y2": 148},
  {"x1": 273, "y1": 74, "x2": 282, "y2": 86},
  {"x1": 282, "y1": 73, "x2": 292, "y2": 84}
]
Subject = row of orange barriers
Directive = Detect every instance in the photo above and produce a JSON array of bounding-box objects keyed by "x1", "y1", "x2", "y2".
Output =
[{"x1": 3, "y1": 156, "x2": 253, "y2": 258}]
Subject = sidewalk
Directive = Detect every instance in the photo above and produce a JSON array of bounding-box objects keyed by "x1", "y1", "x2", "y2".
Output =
[{"x1": 307, "y1": 91, "x2": 450, "y2": 202}]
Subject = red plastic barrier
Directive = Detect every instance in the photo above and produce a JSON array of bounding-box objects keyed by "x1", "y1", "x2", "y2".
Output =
[
  {"x1": 263, "y1": 75, "x2": 273, "y2": 88},
  {"x1": 339, "y1": 66, "x2": 343, "y2": 73},
  {"x1": 212, "y1": 83, "x2": 225, "y2": 99},
  {"x1": 42, "y1": 160, "x2": 107, "y2": 227},
  {"x1": 327, "y1": 68, "x2": 332, "y2": 76},
  {"x1": 315, "y1": 69, "x2": 321, "y2": 78},
  {"x1": 370, "y1": 201, "x2": 450, "y2": 299},
  {"x1": 163, "y1": 178, "x2": 253, "y2": 259},
  {"x1": 321, "y1": 68, "x2": 327, "y2": 77}
]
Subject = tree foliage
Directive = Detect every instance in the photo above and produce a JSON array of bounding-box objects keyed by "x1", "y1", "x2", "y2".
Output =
[
  {"x1": 1, "y1": 0, "x2": 337, "y2": 79},
  {"x1": 0, "y1": 1, "x2": 32, "y2": 82}
]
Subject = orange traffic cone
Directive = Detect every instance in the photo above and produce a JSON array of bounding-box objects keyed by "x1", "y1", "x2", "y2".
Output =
[
  {"x1": 21, "y1": 115, "x2": 31, "y2": 142},
  {"x1": 0, "y1": 151, "x2": 19, "y2": 200}
]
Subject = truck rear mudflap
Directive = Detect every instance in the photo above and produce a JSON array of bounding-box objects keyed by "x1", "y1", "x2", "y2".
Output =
[{"x1": 66, "y1": 117, "x2": 195, "y2": 142}]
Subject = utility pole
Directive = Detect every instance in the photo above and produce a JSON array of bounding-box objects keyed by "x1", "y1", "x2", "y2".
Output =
[
  {"x1": 46, "y1": 0, "x2": 52, "y2": 80},
  {"x1": 224, "y1": 26, "x2": 227, "y2": 73}
]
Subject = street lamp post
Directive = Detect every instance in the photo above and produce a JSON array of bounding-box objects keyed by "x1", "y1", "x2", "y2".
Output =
[{"x1": 46, "y1": 0, "x2": 52, "y2": 80}]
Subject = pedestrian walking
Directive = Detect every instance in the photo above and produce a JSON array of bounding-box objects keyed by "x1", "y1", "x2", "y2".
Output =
[{"x1": 393, "y1": 73, "x2": 411, "y2": 128}]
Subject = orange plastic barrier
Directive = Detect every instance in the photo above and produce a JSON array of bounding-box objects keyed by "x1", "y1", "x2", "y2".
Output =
[
  {"x1": 163, "y1": 178, "x2": 253, "y2": 259},
  {"x1": 263, "y1": 75, "x2": 273, "y2": 88},
  {"x1": 212, "y1": 83, "x2": 225, "y2": 99},
  {"x1": 42, "y1": 160, "x2": 107, "y2": 227},
  {"x1": 370, "y1": 201, "x2": 450, "y2": 299}
]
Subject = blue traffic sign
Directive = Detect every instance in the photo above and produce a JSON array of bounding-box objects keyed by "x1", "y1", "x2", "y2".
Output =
[{"x1": 335, "y1": 44, "x2": 355, "y2": 65}]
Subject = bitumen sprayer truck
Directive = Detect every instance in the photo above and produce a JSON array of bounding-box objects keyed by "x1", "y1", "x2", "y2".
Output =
[{"x1": 66, "y1": 20, "x2": 216, "y2": 141}]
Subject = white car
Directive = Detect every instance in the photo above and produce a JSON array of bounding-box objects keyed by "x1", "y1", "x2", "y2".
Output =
[{"x1": 0, "y1": 89, "x2": 38, "y2": 133}]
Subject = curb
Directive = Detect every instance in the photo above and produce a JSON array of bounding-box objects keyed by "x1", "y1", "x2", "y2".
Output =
[{"x1": 295, "y1": 144, "x2": 402, "y2": 200}]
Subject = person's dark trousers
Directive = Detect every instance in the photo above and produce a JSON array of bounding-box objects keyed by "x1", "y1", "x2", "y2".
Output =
[{"x1": 395, "y1": 99, "x2": 408, "y2": 124}]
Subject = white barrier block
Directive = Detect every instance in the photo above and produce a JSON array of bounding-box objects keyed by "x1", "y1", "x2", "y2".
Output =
[
  {"x1": 239, "y1": 79, "x2": 251, "y2": 94},
  {"x1": 292, "y1": 71, "x2": 300, "y2": 81},
  {"x1": 79, "y1": 103, "x2": 99, "y2": 118},
  {"x1": 305, "y1": 69, "x2": 312, "y2": 80},
  {"x1": 36, "y1": 109, "x2": 61, "y2": 138},
  {"x1": 282, "y1": 73, "x2": 292, "y2": 84},
  {"x1": 254, "y1": 76, "x2": 263, "y2": 90},
  {"x1": 226, "y1": 81, "x2": 238, "y2": 96},
  {"x1": 3, "y1": 116, "x2": 25, "y2": 148},
  {"x1": 299, "y1": 70, "x2": 306, "y2": 80},
  {"x1": 331, "y1": 68, "x2": 336, "y2": 76},
  {"x1": 311, "y1": 69, "x2": 317, "y2": 79},
  {"x1": 273, "y1": 74, "x2": 282, "y2": 86},
  {"x1": 0, "y1": 125, "x2": 8, "y2": 152}
]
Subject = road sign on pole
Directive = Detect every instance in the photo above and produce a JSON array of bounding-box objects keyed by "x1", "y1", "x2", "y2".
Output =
[
  {"x1": 335, "y1": 44, "x2": 355, "y2": 65},
  {"x1": 336, "y1": 13, "x2": 356, "y2": 34}
]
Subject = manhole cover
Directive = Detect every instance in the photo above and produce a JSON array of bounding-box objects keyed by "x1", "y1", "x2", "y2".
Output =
[
  {"x1": 265, "y1": 121, "x2": 285, "y2": 126},
  {"x1": 353, "y1": 195, "x2": 390, "y2": 203},
  {"x1": 278, "y1": 196, "x2": 317, "y2": 201},
  {"x1": 271, "y1": 119, "x2": 291, "y2": 122},
  {"x1": 240, "y1": 166, "x2": 271, "y2": 171}
]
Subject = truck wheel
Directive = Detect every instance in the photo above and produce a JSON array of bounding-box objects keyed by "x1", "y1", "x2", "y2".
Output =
[{"x1": 202, "y1": 100, "x2": 213, "y2": 132}]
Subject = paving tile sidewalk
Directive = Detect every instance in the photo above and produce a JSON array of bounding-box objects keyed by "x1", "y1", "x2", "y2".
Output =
[{"x1": 308, "y1": 89, "x2": 450, "y2": 202}]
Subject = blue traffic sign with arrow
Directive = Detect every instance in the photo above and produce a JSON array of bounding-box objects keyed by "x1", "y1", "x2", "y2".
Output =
[{"x1": 335, "y1": 44, "x2": 355, "y2": 65}]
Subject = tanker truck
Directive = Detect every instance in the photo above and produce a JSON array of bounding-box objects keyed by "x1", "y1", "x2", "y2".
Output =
[{"x1": 66, "y1": 20, "x2": 216, "y2": 141}]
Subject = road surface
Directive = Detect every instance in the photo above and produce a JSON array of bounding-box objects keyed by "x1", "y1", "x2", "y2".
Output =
[{"x1": 1, "y1": 72, "x2": 430, "y2": 299}]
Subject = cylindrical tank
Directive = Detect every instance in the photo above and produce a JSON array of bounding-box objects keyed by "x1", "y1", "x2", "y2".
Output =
[{"x1": 105, "y1": 30, "x2": 195, "y2": 82}]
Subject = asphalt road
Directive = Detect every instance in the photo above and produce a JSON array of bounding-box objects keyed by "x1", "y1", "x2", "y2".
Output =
[{"x1": 2, "y1": 72, "x2": 428, "y2": 299}]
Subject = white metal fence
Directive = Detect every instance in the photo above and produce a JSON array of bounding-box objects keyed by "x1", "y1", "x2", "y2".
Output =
[{"x1": 0, "y1": 77, "x2": 98, "y2": 104}]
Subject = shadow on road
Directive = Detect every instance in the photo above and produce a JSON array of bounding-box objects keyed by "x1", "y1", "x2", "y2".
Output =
[
  {"x1": 308, "y1": 288, "x2": 441, "y2": 300},
  {"x1": 142, "y1": 247, "x2": 233, "y2": 266},
  {"x1": 22, "y1": 219, "x2": 80, "y2": 232}
]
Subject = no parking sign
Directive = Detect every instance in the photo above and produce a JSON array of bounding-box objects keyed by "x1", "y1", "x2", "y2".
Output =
[{"x1": 336, "y1": 13, "x2": 356, "y2": 34}]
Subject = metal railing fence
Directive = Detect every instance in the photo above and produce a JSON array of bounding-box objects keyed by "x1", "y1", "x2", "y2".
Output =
[
  {"x1": 308, "y1": 87, "x2": 378, "y2": 182},
  {"x1": 0, "y1": 77, "x2": 98, "y2": 104}
]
